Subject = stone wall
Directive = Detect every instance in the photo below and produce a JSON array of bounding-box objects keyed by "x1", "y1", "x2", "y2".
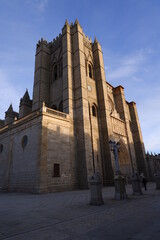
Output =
[
  {"x1": 146, "y1": 153, "x2": 160, "y2": 180},
  {"x1": 0, "y1": 112, "x2": 42, "y2": 192}
]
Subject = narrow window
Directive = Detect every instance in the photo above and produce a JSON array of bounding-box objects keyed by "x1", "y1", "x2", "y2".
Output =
[
  {"x1": 0, "y1": 144, "x2": 3, "y2": 153},
  {"x1": 54, "y1": 65, "x2": 57, "y2": 80},
  {"x1": 51, "y1": 105, "x2": 57, "y2": 110},
  {"x1": 92, "y1": 105, "x2": 97, "y2": 117},
  {"x1": 53, "y1": 164, "x2": 60, "y2": 177},
  {"x1": 59, "y1": 60, "x2": 63, "y2": 77},
  {"x1": 21, "y1": 135, "x2": 28, "y2": 148},
  {"x1": 88, "y1": 64, "x2": 92, "y2": 78},
  {"x1": 59, "y1": 101, "x2": 63, "y2": 112}
]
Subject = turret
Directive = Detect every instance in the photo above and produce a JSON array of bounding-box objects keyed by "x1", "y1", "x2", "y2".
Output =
[
  {"x1": 4, "y1": 104, "x2": 18, "y2": 126},
  {"x1": 19, "y1": 89, "x2": 32, "y2": 118}
]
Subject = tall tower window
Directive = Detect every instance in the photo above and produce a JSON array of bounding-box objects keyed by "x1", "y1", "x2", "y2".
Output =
[
  {"x1": 54, "y1": 65, "x2": 57, "y2": 81},
  {"x1": 92, "y1": 104, "x2": 97, "y2": 117},
  {"x1": 51, "y1": 104, "x2": 57, "y2": 110},
  {"x1": 59, "y1": 60, "x2": 63, "y2": 78},
  {"x1": 88, "y1": 64, "x2": 92, "y2": 78},
  {"x1": 59, "y1": 101, "x2": 63, "y2": 112}
]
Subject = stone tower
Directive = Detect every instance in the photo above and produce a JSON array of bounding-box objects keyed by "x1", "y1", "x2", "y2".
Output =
[
  {"x1": 0, "y1": 19, "x2": 147, "y2": 192},
  {"x1": 31, "y1": 19, "x2": 147, "y2": 186}
]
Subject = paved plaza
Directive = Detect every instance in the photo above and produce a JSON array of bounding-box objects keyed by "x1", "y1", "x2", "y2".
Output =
[{"x1": 0, "y1": 183, "x2": 160, "y2": 240}]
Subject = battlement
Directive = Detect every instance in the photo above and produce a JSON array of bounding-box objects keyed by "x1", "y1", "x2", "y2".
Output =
[
  {"x1": 36, "y1": 37, "x2": 48, "y2": 48},
  {"x1": 36, "y1": 19, "x2": 97, "y2": 53}
]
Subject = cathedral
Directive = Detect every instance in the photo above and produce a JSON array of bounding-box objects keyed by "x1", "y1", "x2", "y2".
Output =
[{"x1": 0, "y1": 20, "x2": 147, "y2": 193}]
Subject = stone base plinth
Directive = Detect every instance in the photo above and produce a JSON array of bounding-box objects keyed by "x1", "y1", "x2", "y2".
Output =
[
  {"x1": 154, "y1": 175, "x2": 160, "y2": 190},
  {"x1": 131, "y1": 175, "x2": 143, "y2": 195},
  {"x1": 89, "y1": 172, "x2": 104, "y2": 206},
  {"x1": 114, "y1": 175, "x2": 127, "y2": 200}
]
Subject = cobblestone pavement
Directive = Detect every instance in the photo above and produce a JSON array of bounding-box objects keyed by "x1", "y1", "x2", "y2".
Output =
[{"x1": 0, "y1": 183, "x2": 160, "y2": 240}]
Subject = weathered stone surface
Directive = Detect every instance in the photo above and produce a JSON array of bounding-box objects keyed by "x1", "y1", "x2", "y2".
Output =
[{"x1": 0, "y1": 19, "x2": 147, "y2": 193}]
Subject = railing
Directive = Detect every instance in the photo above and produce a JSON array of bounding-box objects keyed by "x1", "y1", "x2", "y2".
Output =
[
  {"x1": 42, "y1": 105, "x2": 68, "y2": 119},
  {"x1": 0, "y1": 105, "x2": 69, "y2": 133}
]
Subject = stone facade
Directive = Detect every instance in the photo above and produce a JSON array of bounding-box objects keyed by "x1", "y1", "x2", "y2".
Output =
[
  {"x1": 146, "y1": 153, "x2": 160, "y2": 180},
  {"x1": 0, "y1": 20, "x2": 147, "y2": 193}
]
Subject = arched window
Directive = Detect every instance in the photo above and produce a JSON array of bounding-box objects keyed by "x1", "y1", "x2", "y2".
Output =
[
  {"x1": 21, "y1": 135, "x2": 28, "y2": 148},
  {"x1": 92, "y1": 104, "x2": 97, "y2": 117},
  {"x1": 54, "y1": 65, "x2": 57, "y2": 81},
  {"x1": 59, "y1": 101, "x2": 63, "y2": 112},
  {"x1": 0, "y1": 144, "x2": 3, "y2": 153},
  {"x1": 51, "y1": 104, "x2": 57, "y2": 110},
  {"x1": 88, "y1": 64, "x2": 92, "y2": 78},
  {"x1": 59, "y1": 59, "x2": 63, "y2": 78}
]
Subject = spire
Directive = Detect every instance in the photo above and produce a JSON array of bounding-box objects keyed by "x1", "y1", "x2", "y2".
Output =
[
  {"x1": 6, "y1": 104, "x2": 13, "y2": 114},
  {"x1": 23, "y1": 89, "x2": 30, "y2": 102},
  {"x1": 94, "y1": 37, "x2": 98, "y2": 43},
  {"x1": 74, "y1": 18, "x2": 79, "y2": 25},
  {"x1": 64, "y1": 19, "x2": 69, "y2": 26},
  {"x1": 5, "y1": 103, "x2": 18, "y2": 119},
  {"x1": 20, "y1": 89, "x2": 32, "y2": 106}
]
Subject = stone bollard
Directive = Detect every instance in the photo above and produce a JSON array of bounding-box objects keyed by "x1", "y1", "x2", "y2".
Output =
[
  {"x1": 114, "y1": 174, "x2": 127, "y2": 200},
  {"x1": 89, "y1": 172, "x2": 104, "y2": 205},
  {"x1": 154, "y1": 174, "x2": 160, "y2": 190},
  {"x1": 131, "y1": 173, "x2": 142, "y2": 195}
]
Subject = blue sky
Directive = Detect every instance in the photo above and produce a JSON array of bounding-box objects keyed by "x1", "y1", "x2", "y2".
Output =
[{"x1": 0, "y1": 0, "x2": 160, "y2": 153}]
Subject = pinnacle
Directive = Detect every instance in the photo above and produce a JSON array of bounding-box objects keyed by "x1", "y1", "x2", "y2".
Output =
[
  {"x1": 74, "y1": 18, "x2": 79, "y2": 25},
  {"x1": 7, "y1": 104, "x2": 13, "y2": 113},
  {"x1": 64, "y1": 19, "x2": 69, "y2": 25},
  {"x1": 23, "y1": 89, "x2": 30, "y2": 101},
  {"x1": 94, "y1": 37, "x2": 98, "y2": 43}
]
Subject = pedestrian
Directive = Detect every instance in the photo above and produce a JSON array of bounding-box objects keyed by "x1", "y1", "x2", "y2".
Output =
[{"x1": 142, "y1": 175, "x2": 147, "y2": 190}]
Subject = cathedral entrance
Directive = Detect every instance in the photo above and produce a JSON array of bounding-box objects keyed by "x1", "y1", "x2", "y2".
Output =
[{"x1": 118, "y1": 139, "x2": 132, "y2": 176}]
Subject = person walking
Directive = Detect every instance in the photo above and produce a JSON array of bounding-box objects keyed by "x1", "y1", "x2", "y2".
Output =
[{"x1": 141, "y1": 174, "x2": 147, "y2": 190}]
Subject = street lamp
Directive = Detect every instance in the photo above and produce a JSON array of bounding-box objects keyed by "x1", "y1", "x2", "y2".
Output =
[{"x1": 109, "y1": 140, "x2": 120, "y2": 175}]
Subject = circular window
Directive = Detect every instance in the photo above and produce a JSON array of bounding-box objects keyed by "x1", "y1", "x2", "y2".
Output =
[
  {"x1": 21, "y1": 135, "x2": 28, "y2": 148},
  {"x1": 0, "y1": 144, "x2": 3, "y2": 153}
]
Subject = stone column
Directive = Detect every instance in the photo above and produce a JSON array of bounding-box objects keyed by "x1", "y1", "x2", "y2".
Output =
[
  {"x1": 109, "y1": 140, "x2": 127, "y2": 200},
  {"x1": 131, "y1": 173, "x2": 142, "y2": 195},
  {"x1": 89, "y1": 172, "x2": 104, "y2": 205},
  {"x1": 129, "y1": 102, "x2": 148, "y2": 176},
  {"x1": 93, "y1": 38, "x2": 114, "y2": 186},
  {"x1": 32, "y1": 39, "x2": 51, "y2": 111},
  {"x1": 62, "y1": 20, "x2": 76, "y2": 187},
  {"x1": 71, "y1": 20, "x2": 93, "y2": 188},
  {"x1": 154, "y1": 174, "x2": 160, "y2": 190}
]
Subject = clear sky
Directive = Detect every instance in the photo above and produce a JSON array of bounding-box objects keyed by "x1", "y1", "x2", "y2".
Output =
[{"x1": 0, "y1": 0, "x2": 160, "y2": 153}]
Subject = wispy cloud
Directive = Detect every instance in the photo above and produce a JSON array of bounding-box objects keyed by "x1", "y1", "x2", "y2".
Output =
[
  {"x1": 106, "y1": 50, "x2": 146, "y2": 81},
  {"x1": 25, "y1": 0, "x2": 48, "y2": 12},
  {"x1": 104, "y1": 48, "x2": 160, "y2": 153}
]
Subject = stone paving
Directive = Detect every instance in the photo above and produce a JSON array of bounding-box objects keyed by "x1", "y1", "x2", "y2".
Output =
[{"x1": 0, "y1": 183, "x2": 160, "y2": 240}]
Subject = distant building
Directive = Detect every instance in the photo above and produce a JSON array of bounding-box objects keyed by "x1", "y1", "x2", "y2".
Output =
[
  {"x1": 146, "y1": 152, "x2": 160, "y2": 180},
  {"x1": 0, "y1": 20, "x2": 147, "y2": 193}
]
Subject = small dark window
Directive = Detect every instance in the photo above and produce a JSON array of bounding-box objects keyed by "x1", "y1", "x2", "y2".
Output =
[
  {"x1": 53, "y1": 164, "x2": 60, "y2": 177},
  {"x1": 59, "y1": 60, "x2": 63, "y2": 78},
  {"x1": 51, "y1": 105, "x2": 57, "y2": 110},
  {"x1": 21, "y1": 135, "x2": 28, "y2": 148},
  {"x1": 92, "y1": 105, "x2": 97, "y2": 117},
  {"x1": 88, "y1": 64, "x2": 92, "y2": 78},
  {"x1": 0, "y1": 144, "x2": 3, "y2": 153},
  {"x1": 54, "y1": 65, "x2": 57, "y2": 80},
  {"x1": 59, "y1": 101, "x2": 63, "y2": 112}
]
